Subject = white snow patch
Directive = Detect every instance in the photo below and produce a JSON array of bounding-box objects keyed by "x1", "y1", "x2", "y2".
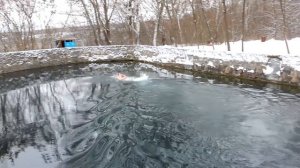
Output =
[
  {"x1": 207, "y1": 61, "x2": 215, "y2": 67},
  {"x1": 276, "y1": 71, "x2": 281, "y2": 76},
  {"x1": 208, "y1": 79, "x2": 214, "y2": 84},
  {"x1": 263, "y1": 66, "x2": 274, "y2": 75},
  {"x1": 175, "y1": 58, "x2": 193, "y2": 65},
  {"x1": 176, "y1": 38, "x2": 300, "y2": 71},
  {"x1": 195, "y1": 63, "x2": 202, "y2": 67},
  {"x1": 179, "y1": 38, "x2": 300, "y2": 56}
]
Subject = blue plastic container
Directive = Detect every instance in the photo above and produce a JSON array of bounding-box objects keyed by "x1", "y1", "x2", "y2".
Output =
[{"x1": 64, "y1": 41, "x2": 77, "y2": 48}]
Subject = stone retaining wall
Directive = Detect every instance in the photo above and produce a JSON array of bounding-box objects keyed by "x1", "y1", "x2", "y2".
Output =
[{"x1": 0, "y1": 46, "x2": 299, "y2": 86}]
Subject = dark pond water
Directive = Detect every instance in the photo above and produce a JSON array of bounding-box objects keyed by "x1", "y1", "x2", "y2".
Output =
[{"x1": 0, "y1": 63, "x2": 300, "y2": 168}]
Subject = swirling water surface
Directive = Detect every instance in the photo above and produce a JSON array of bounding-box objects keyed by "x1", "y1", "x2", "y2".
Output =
[{"x1": 0, "y1": 63, "x2": 300, "y2": 168}]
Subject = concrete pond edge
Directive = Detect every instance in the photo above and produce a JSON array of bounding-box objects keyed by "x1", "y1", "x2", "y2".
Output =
[{"x1": 0, "y1": 45, "x2": 300, "y2": 87}]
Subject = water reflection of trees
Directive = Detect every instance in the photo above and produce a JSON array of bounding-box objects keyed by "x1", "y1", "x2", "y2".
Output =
[
  {"x1": 1, "y1": 75, "x2": 229, "y2": 168},
  {"x1": 0, "y1": 78, "x2": 107, "y2": 165},
  {"x1": 59, "y1": 83, "x2": 229, "y2": 168}
]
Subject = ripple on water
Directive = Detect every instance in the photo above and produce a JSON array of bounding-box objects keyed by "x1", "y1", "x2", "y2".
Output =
[{"x1": 1, "y1": 63, "x2": 300, "y2": 168}]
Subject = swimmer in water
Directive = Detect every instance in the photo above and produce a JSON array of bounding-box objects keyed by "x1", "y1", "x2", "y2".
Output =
[
  {"x1": 115, "y1": 73, "x2": 150, "y2": 81},
  {"x1": 116, "y1": 73, "x2": 127, "y2": 80}
]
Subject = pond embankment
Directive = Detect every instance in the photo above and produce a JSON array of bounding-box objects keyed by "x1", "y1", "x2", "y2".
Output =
[{"x1": 0, "y1": 46, "x2": 300, "y2": 86}]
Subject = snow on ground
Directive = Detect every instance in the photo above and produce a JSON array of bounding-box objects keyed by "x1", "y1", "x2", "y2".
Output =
[
  {"x1": 168, "y1": 38, "x2": 300, "y2": 71},
  {"x1": 1, "y1": 38, "x2": 300, "y2": 76},
  {"x1": 178, "y1": 38, "x2": 300, "y2": 56},
  {"x1": 140, "y1": 45, "x2": 269, "y2": 66}
]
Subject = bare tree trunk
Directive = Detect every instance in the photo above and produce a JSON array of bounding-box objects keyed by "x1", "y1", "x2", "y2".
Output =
[
  {"x1": 128, "y1": 0, "x2": 135, "y2": 45},
  {"x1": 175, "y1": 8, "x2": 183, "y2": 44},
  {"x1": 222, "y1": 0, "x2": 231, "y2": 51},
  {"x1": 103, "y1": 0, "x2": 111, "y2": 45},
  {"x1": 165, "y1": 3, "x2": 176, "y2": 46},
  {"x1": 165, "y1": 0, "x2": 183, "y2": 46},
  {"x1": 272, "y1": 0, "x2": 278, "y2": 39},
  {"x1": 135, "y1": 1, "x2": 141, "y2": 45},
  {"x1": 153, "y1": 22, "x2": 159, "y2": 46},
  {"x1": 0, "y1": 34, "x2": 9, "y2": 52},
  {"x1": 241, "y1": 0, "x2": 246, "y2": 52},
  {"x1": 136, "y1": 17, "x2": 140, "y2": 45},
  {"x1": 90, "y1": 0, "x2": 103, "y2": 45},
  {"x1": 215, "y1": 1, "x2": 222, "y2": 42},
  {"x1": 279, "y1": 0, "x2": 290, "y2": 54},
  {"x1": 200, "y1": 0, "x2": 215, "y2": 50},
  {"x1": 188, "y1": 0, "x2": 198, "y2": 46},
  {"x1": 153, "y1": 0, "x2": 165, "y2": 46}
]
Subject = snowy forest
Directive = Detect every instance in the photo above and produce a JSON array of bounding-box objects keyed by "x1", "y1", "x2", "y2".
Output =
[{"x1": 0, "y1": 0, "x2": 299, "y2": 52}]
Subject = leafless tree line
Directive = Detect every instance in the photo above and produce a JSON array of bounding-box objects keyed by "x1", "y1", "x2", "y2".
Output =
[
  {"x1": 0, "y1": 0, "x2": 56, "y2": 51},
  {"x1": 0, "y1": 0, "x2": 299, "y2": 53}
]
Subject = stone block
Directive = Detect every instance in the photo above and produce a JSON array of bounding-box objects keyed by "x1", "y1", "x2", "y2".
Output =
[
  {"x1": 224, "y1": 66, "x2": 233, "y2": 74},
  {"x1": 291, "y1": 71, "x2": 300, "y2": 83},
  {"x1": 280, "y1": 71, "x2": 291, "y2": 82}
]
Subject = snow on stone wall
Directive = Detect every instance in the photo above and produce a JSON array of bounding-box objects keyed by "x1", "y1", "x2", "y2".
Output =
[{"x1": 0, "y1": 45, "x2": 299, "y2": 86}]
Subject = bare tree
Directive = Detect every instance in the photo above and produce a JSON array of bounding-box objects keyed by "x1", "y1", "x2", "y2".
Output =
[
  {"x1": 128, "y1": 0, "x2": 135, "y2": 44},
  {"x1": 165, "y1": 0, "x2": 186, "y2": 46},
  {"x1": 134, "y1": 0, "x2": 141, "y2": 45},
  {"x1": 152, "y1": 0, "x2": 165, "y2": 46},
  {"x1": 1, "y1": 0, "x2": 300, "y2": 51},
  {"x1": 187, "y1": 0, "x2": 198, "y2": 46},
  {"x1": 89, "y1": 0, "x2": 117, "y2": 45},
  {"x1": 40, "y1": 2, "x2": 57, "y2": 49},
  {"x1": 117, "y1": 0, "x2": 141, "y2": 45},
  {"x1": 222, "y1": 0, "x2": 230, "y2": 51},
  {"x1": 241, "y1": 0, "x2": 246, "y2": 52},
  {"x1": 0, "y1": 0, "x2": 55, "y2": 51},
  {"x1": 101, "y1": 0, "x2": 117, "y2": 45},
  {"x1": 279, "y1": 0, "x2": 290, "y2": 54},
  {"x1": 74, "y1": 0, "x2": 101, "y2": 45},
  {"x1": 200, "y1": 0, "x2": 215, "y2": 49},
  {"x1": 0, "y1": 0, "x2": 37, "y2": 51},
  {"x1": 69, "y1": 0, "x2": 117, "y2": 45}
]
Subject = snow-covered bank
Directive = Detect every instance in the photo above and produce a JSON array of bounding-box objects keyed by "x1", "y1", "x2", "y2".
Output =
[
  {"x1": 138, "y1": 45, "x2": 300, "y2": 72},
  {"x1": 179, "y1": 38, "x2": 300, "y2": 56},
  {"x1": 0, "y1": 45, "x2": 300, "y2": 86}
]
